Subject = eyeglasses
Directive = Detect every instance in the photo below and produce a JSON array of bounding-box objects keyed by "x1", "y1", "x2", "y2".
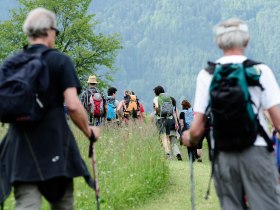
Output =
[{"x1": 50, "y1": 27, "x2": 60, "y2": 36}]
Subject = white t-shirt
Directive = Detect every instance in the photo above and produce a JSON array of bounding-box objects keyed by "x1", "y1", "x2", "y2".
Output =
[
  {"x1": 153, "y1": 97, "x2": 158, "y2": 108},
  {"x1": 194, "y1": 55, "x2": 280, "y2": 146},
  {"x1": 153, "y1": 97, "x2": 160, "y2": 119}
]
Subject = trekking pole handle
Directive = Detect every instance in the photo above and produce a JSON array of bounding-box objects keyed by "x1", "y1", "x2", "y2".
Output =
[
  {"x1": 89, "y1": 129, "x2": 97, "y2": 143},
  {"x1": 88, "y1": 129, "x2": 97, "y2": 158}
]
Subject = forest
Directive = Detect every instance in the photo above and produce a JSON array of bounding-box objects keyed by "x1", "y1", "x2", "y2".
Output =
[{"x1": 1, "y1": 0, "x2": 280, "y2": 111}]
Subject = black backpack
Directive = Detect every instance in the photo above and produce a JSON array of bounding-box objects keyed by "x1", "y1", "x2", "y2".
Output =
[
  {"x1": 207, "y1": 59, "x2": 273, "y2": 152},
  {"x1": 0, "y1": 47, "x2": 52, "y2": 123}
]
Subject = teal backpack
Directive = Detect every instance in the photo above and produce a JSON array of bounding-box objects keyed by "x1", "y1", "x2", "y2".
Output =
[
  {"x1": 207, "y1": 59, "x2": 273, "y2": 152},
  {"x1": 106, "y1": 96, "x2": 116, "y2": 120}
]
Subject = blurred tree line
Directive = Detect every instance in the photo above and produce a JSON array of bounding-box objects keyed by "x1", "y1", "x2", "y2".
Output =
[{"x1": 90, "y1": 0, "x2": 280, "y2": 111}]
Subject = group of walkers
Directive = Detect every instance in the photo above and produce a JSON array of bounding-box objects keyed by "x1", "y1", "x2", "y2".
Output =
[
  {"x1": 79, "y1": 75, "x2": 145, "y2": 127},
  {"x1": 1, "y1": 6, "x2": 280, "y2": 210}
]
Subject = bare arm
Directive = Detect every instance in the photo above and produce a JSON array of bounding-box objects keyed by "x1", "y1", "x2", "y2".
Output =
[
  {"x1": 173, "y1": 108, "x2": 179, "y2": 130},
  {"x1": 181, "y1": 112, "x2": 206, "y2": 147},
  {"x1": 64, "y1": 87, "x2": 100, "y2": 139},
  {"x1": 179, "y1": 119, "x2": 184, "y2": 130},
  {"x1": 117, "y1": 100, "x2": 124, "y2": 120},
  {"x1": 267, "y1": 105, "x2": 280, "y2": 132}
]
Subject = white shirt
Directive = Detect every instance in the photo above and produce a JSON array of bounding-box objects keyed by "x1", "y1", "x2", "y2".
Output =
[{"x1": 194, "y1": 55, "x2": 280, "y2": 146}]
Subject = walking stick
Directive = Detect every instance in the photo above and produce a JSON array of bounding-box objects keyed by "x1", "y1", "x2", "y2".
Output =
[
  {"x1": 89, "y1": 132, "x2": 100, "y2": 210},
  {"x1": 189, "y1": 149, "x2": 195, "y2": 210}
]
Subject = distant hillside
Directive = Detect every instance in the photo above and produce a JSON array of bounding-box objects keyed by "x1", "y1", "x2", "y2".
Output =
[
  {"x1": 89, "y1": 0, "x2": 280, "y2": 111},
  {"x1": 2, "y1": 0, "x2": 280, "y2": 112}
]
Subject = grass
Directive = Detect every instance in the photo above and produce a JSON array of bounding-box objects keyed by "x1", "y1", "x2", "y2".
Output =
[
  {"x1": 0, "y1": 121, "x2": 170, "y2": 210},
  {"x1": 0, "y1": 121, "x2": 220, "y2": 209},
  {"x1": 132, "y1": 141, "x2": 220, "y2": 210}
]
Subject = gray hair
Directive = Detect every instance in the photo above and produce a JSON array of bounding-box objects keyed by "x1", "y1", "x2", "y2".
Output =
[
  {"x1": 214, "y1": 18, "x2": 250, "y2": 50},
  {"x1": 23, "y1": 7, "x2": 57, "y2": 38}
]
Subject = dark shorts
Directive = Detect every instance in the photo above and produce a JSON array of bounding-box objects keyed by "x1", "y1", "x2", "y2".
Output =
[{"x1": 156, "y1": 118, "x2": 171, "y2": 135}]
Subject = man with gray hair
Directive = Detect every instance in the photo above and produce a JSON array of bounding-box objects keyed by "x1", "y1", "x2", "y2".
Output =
[
  {"x1": 0, "y1": 7, "x2": 100, "y2": 209},
  {"x1": 182, "y1": 18, "x2": 280, "y2": 209}
]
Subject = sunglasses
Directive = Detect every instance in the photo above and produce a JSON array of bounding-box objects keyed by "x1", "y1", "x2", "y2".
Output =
[{"x1": 50, "y1": 27, "x2": 60, "y2": 36}]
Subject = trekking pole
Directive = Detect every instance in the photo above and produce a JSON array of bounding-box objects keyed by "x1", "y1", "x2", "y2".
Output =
[
  {"x1": 189, "y1": 149, "x2": 195, "y2": 210},
  {"x1": 89, "y1": 132, "x2": 100, "y2": 210}
]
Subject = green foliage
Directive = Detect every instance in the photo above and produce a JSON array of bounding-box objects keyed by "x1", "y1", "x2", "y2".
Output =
[
  {"x1": 89, "y1": 0, "x2": 280, "y2": 111},
  {"x1": 3, "y1": 0, "x2": 280, "y2": 110},
  {"x1": 0, "y1": 0, "x2": 122, "y2": 89},
  {"x1": 0, "y1": 122, "x2": 169, "y2": 209}
]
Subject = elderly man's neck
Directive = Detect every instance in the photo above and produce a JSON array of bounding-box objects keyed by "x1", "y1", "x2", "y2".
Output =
[
  {"x1": 29, "y1": 38, "x2": 51, "y2": 48},
  {"x1": 223, "y1": 48, "x2": 245, "y2": 56}
]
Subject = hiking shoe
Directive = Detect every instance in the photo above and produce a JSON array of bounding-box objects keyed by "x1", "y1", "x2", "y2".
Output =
[{"x1": 176, "y1": 154, "x2": 182, "y2": 161}]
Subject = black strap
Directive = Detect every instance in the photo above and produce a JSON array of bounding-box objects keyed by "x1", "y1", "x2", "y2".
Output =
[
  {"x1": 258, "y1": 122, "x2": 274, "y2": 152},
  {"x1": 205, "y1": 61, "x2": 216, "y2": 74},
  {"x1": 243, "y1": 59, "x2": 261, "y2": 67}
]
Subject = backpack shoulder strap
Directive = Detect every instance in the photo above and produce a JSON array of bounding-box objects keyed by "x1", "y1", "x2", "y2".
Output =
[
  {"x1": 206, "y1": 59, "x2": 262, "y2": 75},
  {"x1": 205, "y1": 61, "x2": 217, "y2": 75},
  {"x1": 243, "y1": 59, "x2": 262, "y2": 68}
]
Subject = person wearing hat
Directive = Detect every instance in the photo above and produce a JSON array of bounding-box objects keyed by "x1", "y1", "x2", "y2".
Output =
[{"x1": 80, "y1": 75, "x2": 107, "y2": 125}]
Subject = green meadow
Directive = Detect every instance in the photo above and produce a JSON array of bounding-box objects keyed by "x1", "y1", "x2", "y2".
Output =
[{"x1": 0, "y1": 122, "x2": 219, "y2": 210}]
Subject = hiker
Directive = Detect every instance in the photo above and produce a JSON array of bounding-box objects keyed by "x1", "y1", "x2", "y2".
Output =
[
  {"x1": 153, "y1": 85, "x2": 178, "y2": 158},
  {"x1": 182, "y1": 18, "x2": 280, "y2": 209},
  {"x1": 138, "y1": 101, "x2": 145, "y2": 123},
  {"x1": 80, "y1": 75, "x2": 107, "y2": 126},
  {"x1": 131, "y1": 90, "x2": 145, "y2": 123},
  {"x1": 117, "y1": 90, "x2": 139, "y2": 125},
  {"x1": 179, "y1": 100, "x2": 198, "y2": 161},
  {"x1": 0, "y1": 7, "x2": 100, "y2": 209},
  {"x1": 106, "y1": 86, "x2": 119, "y2": 123},
  {"x1": 170, "y1": 97, "x2": 182, "y2": 160}
]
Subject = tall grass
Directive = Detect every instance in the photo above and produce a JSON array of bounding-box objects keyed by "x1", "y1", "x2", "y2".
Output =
[{"x1": 0, "y1": 122, "x2": 169, "y2": 209}]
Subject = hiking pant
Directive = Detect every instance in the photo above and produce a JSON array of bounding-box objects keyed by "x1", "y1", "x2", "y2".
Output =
[
  {"x1": 214, "y1": 146, "x2": 280, "y2": 210},
  {"x1": 156, "y1": 118, "x2": 171, "y2": 154},
  {"x1": 169, "y1": 133, "x2": 181, "y2": 157},
  {"x1": 159, "y1": 134, "x2": 171, "y2": 155},
  {"x1": 14, "y1": 180, "x2": 74, "y2": 210}
]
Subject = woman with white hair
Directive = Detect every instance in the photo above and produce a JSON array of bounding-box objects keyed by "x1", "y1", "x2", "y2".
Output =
[
  {"x1": 0, "y1": 7, "x2": 100, "y2": 210},
  {"x1": 182, "y1": 18, "x2": 280, "y2": 209}
]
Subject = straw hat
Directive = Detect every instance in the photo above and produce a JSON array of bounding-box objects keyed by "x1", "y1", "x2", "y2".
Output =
[{"x1": 87, "y1": 75, "x2": 99, "y2": 84}]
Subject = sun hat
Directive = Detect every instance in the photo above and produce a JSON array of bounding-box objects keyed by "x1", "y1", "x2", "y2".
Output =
[{"x1": 87, "y1": 75, "x2": 99, "y2": 84}]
